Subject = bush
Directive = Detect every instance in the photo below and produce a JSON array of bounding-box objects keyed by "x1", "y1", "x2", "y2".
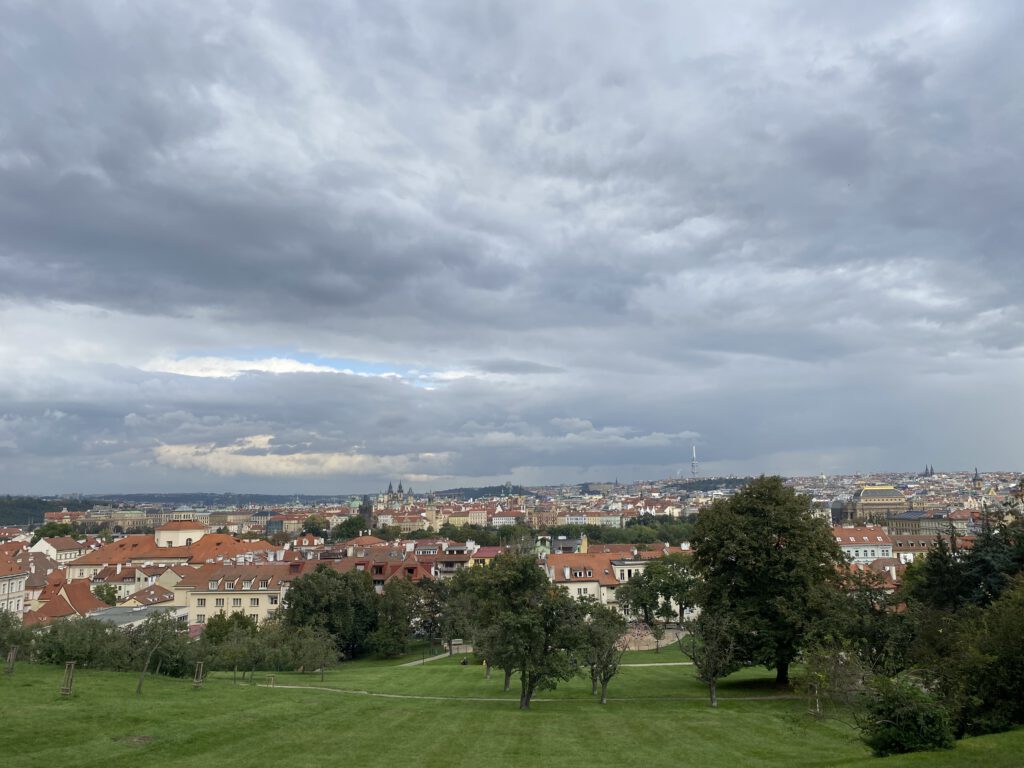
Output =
[{"x1": 861, "y1": 676, "x2": 954, "y2": 756}]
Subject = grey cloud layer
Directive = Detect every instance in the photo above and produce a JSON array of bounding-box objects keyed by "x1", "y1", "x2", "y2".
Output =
[{"x1": 1, "y1": 2, "x2": 1022, "y2": 492}]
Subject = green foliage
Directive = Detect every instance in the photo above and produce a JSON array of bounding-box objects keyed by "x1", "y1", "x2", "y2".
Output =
[
  {"x1": 580, "y1": 601, "x2": 627, "y2": 703},
  {"x1": 202, "y1": 611, "x2": 257, "y2": 645},
  {"x1": 934, "y1": 578, "x2": 1024, "y2": 736},
  {"x1": 691, "y1": 476, "x2": 844, "y2": 686},
  {"x1": 30, "y1": 522, "x2": 77, "y2": 545},
  {"x1": 0, "y1": 496, "x2": 90, "y2": 527},
  {"x1": 93, "y1": 583, "x2": 119, "y2": 606},
  {"x1": 0, "y1": 608, "x2": 29, "y2": 651},
  {"x1": 302, "y1": 515, "x2": 329, "y2": 537},
  {"x1": 282, "y1": 565, "x2": 379, "y2": 658},
  {"x1": 453, "y1": 554, "x2": 586, "y2": 708},
  {"x1": 34, "y1": 617, "x2": 132, "y2": 669},
  {"x1": 369, "y1": 579, "x2": 418, "y2": 658},
  {"x1": 331, "y1": 516, "x2": 366, "y2": 541},
  {"x1": 902, "y1": 537, "x2": 969, "y2": 611},
  {"x1": 438, "y1": 524, "x2": 501, "y2": 547},
  {"x1": 681, "y1": 610, "x2": 741, "y2": 707},
  {"x1": 861, "y1": 676, "x2": 954, "y2": 756}
]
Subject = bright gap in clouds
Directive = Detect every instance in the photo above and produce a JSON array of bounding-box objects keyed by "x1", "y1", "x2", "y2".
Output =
[{"x1": 141, "y1": 354, "x2": 474, "y2": 387}]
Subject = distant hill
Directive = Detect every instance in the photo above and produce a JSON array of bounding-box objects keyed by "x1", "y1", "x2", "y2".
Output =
[
  {"x1": 0, "y1": 496, "x2": 93, "y2": 527},
  {"x1": 432, "y1": 484, "x2": 537, "y2": 501},
  {"x1": 98, "y1": 493, "x2": 354, "y2": 507},
  {"x1": 660, "y1": 477, "x2": 752, "y2": 493}
]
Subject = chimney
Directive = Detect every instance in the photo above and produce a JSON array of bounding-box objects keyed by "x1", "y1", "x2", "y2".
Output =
[
  {"x1": 116, "y1": 563, "x2": 122, "y2": 575},
  {"x1": 563, "y1": 566, "x2": 571, "y2": 580}
]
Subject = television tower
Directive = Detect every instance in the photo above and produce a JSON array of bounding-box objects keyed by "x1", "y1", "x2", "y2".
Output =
[{"x1": 691, "y1": 445, "x2": 699, "y2": 478}]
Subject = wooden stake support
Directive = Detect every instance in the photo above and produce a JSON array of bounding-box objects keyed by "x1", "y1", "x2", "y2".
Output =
[
  {"x1": 192, "y1": 661, "x2": 204, "y2": 689},
  {"x1": 4, "y1": 646, "x2": 16, "y2": 675},
  {"x1": 60, "y1": 661, "x2": 76, "y2": 697}
]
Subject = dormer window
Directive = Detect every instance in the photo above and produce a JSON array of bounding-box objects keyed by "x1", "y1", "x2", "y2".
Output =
[
  {"x1": 243, "y1": 580, "x2": 253, "y2": 589},
  {"x1": 225, "y1": 581, "x2": 234, "y2": 590},
  {"x1": 208, "y1": 580, "x2": 218, "y2": 590},
  {"x1": 259, "y1": 580, "x2": 269, "y2": 589}
]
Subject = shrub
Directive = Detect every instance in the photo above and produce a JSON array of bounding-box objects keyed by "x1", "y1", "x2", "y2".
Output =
[{"x1": 861, "y1": 676, "x2": 954, "y2": 756}]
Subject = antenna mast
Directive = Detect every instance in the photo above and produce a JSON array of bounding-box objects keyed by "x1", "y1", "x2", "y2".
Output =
[{"x1": 691, "y1": 445, "x2": 699, "y2": 478}]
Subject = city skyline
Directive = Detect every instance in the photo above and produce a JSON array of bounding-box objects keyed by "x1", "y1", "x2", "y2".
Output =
[{"x1": 2, "y1": 2, "x2": 1023, "y2": 494}]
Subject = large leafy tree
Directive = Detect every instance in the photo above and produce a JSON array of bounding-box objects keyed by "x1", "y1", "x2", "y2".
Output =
[
  {"x1": 369, "y1": 578, "x2": 418, "y2": 658},
  {"x1": 580, "y1": 600, "x2": 627, "y2": 704},
  {"x1": 691, "y1": 475, "x2": 844, "y2": 686},
  {"x1": 455, "y1": 554, "x2": 586, "y2": 707},
  {"x1": 282, "y1": 565, "x2": 379, "y2": 658}
]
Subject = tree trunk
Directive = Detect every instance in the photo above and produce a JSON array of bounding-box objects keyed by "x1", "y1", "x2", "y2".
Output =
[
  {"x1": 591, "y1": 669, "x2": 598, "y2": 696},
  {"x1": 233, "y1": 665, "x2": 237, "y2": 685},
  {"x1": 484, "y1": 660, "x2": 492, "y2": 680},
  {"x1": 136, "y1": 641, "x2": 161, "y2": 695},
  {"x1": 519, "y1": 677, "x2": 536, "y2": 710},
  {"x1": 775, "y1": 660, "x2": 790, "y2": 688},
  {"x1": 600, "y1": 680, "x2": 609, "y2": 705},
  {"x1": 503, "y1": 668, "x2": 512, "y2": 692},
  {"x1": 709, "y1": 680, "x2": 717, "y2": 708}
]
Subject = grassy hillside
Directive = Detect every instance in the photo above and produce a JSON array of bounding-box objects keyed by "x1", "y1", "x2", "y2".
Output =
[{"x1": 1, "y1": 654, "x2": 1021, "y2": 768}]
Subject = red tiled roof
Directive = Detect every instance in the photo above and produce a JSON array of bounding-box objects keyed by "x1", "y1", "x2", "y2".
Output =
[
  {"x1": 126, "y1": 584, "x2": 175, "y2": 605},
  {"x1": 156, "y1": 520, "x2": 208, "y2": 531},
  {"x1": 71, "y1": 534, "x2": 276, "y2": 566}
]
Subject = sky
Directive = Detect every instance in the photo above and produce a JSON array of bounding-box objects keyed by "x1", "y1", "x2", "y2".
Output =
[{"x1": 1, "y1": 1, "x2": 1022, "y2": 495}]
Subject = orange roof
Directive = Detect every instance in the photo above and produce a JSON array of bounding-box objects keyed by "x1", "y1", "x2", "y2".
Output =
[
  {"x1": 71, "y1": 534, "x2": 277, "y2": 566},
  {"x1": 126, "y1": 584, "x2": 175, "y2": 605},
  {"x1": 0, "y1": 554, "x2": 29, "y2": 578},
  {"x1": 547, "y1": 553, "x2": 621, "y2": 587},
  {"x1": 42, "y1": 536, "x2": 86, "y2": 551},
  {"x1": 156, "y1": 520, "x2": 208, "y2": 531}
]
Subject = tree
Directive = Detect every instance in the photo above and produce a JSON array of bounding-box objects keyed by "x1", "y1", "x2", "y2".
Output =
[
  {"x1": 283, "y1": 565, "x2": 379, "y2": 658},
  {"x1": 30, "y1": 522, "x2": 77, "y2": 545},
  {"x1": 691, "y1": 475, "x2": 844, "y2": 687},
  {"x1": 615, "y1": 570, "x2": 660, "y2": 627},
  {"x1": 358, "y1": 495, "x2": 374, "y2": 528},
  {"x1": 680, "y1": 610, "x2": 741, "y2": 707},
  {"x1": 454, "y1": 554, "x2": 585, "y2": 706},
  {"x1": 302, "y1": 515, "x2": 329, "y2": 538},
  {"x1": 580, "y1": 601, "x2": 627, "y2": 704},
  {"x1": 369, "y1": 578, "x2": 418, "y2": 658},
  {"x1": 132, "y1": 613, "x2": 187, "y2": 694},
  {"x1": 93, "y1": 583, "x2": 119, "y2": 606},
  {"x1": 860, "y1": 676, "x2": 954, "y2": 756},
  {"x1": 332, "y1": 516, "x2": 365, "y2": 541},
  {"x1": 416, "y1": 578, "x2": 452, "y2": 653},
  {"x1": 0, "y1": 609, "x2": 29, "y2": 653},
  {"x1": 202, "y1": 611, "x2": 257, "y2": 645},
  {"x1": 902, "y1": 536, "x2": 968, "y2": 612}
]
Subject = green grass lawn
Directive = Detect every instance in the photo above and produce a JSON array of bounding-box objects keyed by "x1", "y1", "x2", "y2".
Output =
[{"x1": 1, "y1": 660, "x2": 1021, "y2": 768}]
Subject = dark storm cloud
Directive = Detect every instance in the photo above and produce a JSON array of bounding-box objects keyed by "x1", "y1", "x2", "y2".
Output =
[{"x1": 1, "y1": 1, "x2": 1022, "y2": 492}]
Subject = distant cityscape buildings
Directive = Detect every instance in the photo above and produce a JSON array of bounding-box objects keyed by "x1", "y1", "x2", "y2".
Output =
[{"x1": 0, "y1": 467, "x2": 1021, "y2": 635}]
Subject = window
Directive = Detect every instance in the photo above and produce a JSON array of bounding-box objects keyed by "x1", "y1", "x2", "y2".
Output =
[
  {"x1": 250, "y1": 597, "x2": 259, "y2": 607},
  {"x1": 208, "y1": 581, "x2": 218, "y2": 590},
  {"x1": 243, "y1": 580, "x2": 253, "y2": 589},
  {"x1": 577, "y1": 587, "x2": 587, "y2": 595},
  {"x1": 268, "y1": 596, "x2": 279, "y2": 605},
  {"x1": 249, "y1": 613, "x2": 259, "y2": 622},
  {"x1": 259, "y1": 580, "x2": 269, "y2": 589},
  {"x1": 196, "y1": 614, "x2": 206, "y2": 624},
  {"x1": 232, "y1": 598, "x2": 241, "y2": 607},
  {"x1": 197, "y1": 598, "x2": 206, "y2": 608},
  {"x1": 215, "y1": 598, "x2": 224, "y2": 608},
  {"x1": 225, "y1": 581, "x2": 234, "y2": 590}
]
